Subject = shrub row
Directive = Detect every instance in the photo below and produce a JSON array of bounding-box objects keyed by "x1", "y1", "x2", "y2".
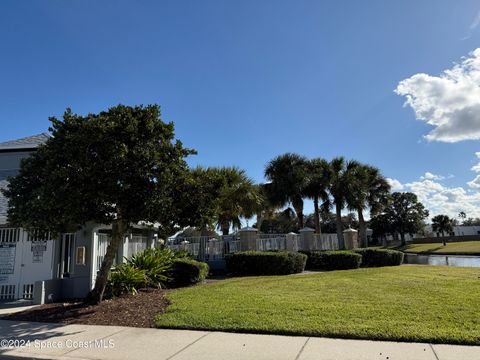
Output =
[
  {"x1": 353, "y1": 248, "x2": 404, "y2": 267},
  {"x1": 300, "y1": 250, "x2": 362, "y2": 270},
  {"x1": 225, "y1": 251, "x2": 307, "y2": 276},
  {"x1": 300, "y1": 248, "x2": 404, "y2": 271}
]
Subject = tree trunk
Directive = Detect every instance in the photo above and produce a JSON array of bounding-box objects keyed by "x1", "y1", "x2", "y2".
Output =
[
  {"x1": 86, "y1": 219, "x2": 129, "y2": 304},
  {"x1": 335, "y1": 203, "x2": 345, "y2": 249},
  {"x1": 297, "y1": 211, "x2": 304, "y2": 229},
  {"x1": 400, "y1": 232, "x2": 406, "y2": 246},
  {"x1": 292, "y1": 198, "x2": 304, "y2": 229},
  {"x1": 357, "y1": 208, "x2": 366, "y2": 247},
  {"x1": 313, "y1": 196, "x2": 321, "y2": 234},
  {"x1": 256, "y1": 212, "x2": 263, "y2": 232},
  {"x1": 221, "y1": 220, "x2": 230, "y2": 235}
]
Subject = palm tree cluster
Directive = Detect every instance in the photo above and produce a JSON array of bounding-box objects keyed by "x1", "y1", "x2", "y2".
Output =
[
  {"x1": 185, "y1": 153, "x2": 391, "y2": 245},
  {"x1": 264, "y1": 153, "x2": 391, "y2": 247}
]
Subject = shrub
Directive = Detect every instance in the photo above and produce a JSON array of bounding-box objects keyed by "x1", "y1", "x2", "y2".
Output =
[
  {"x1": 173, "y1": 249, "x2": 193, "y2": 259},
  {"x1": 225, "y1": 251, "x2": 307, "y2": 276},
  {"x1": 106, "y1": 263, "x2": 148, "y2": 297},
  {"x1": 168, "y1": 258, "x2": 209, "y2": 287},
  {"x1": 300, "y1": 250, "x2": 362, "y2": 271},
  {"x1": 353, "y1": 248, "x2": 404, "y2": 267},
  {"x1": 128, "y1": 248, "x2": 175, "y2": 288}
]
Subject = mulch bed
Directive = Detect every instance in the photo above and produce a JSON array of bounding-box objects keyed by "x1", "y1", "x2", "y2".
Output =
[{"x1": 2, "y1": 288, "x2": 170, "y2": 328}]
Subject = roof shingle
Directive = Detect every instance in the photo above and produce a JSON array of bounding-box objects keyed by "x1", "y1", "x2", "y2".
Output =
[{"x1": 0, "y1": 133, "x2": 49, "y2": 151}]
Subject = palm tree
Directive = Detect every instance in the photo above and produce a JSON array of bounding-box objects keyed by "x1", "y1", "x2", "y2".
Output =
[
  {"x1": 346, "y1": 164, "x2": 391, "y2": 247},
  {"x1": 254, "y1": 183, "x2": 278, "y2": 232},
  {"x1": 214, "y1": 167, "x2": 262, "y2": 235},
  {"x1": 303, "y1": 158, "x2": 331, "y2": 234},
  {"x1": 264, "y1": 153, "x2": 308, "y2": 229},
  {"x1": 431, "y1": 214, "x2": 453, "y2": 238},
  {"x1": 328, "y1": 157, "x2": 359, "y2": 249}
]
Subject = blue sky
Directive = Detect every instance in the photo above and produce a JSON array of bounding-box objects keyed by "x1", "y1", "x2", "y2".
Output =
[{"x1": 2, "y1": 1, "x2": 480, "y2": 218}]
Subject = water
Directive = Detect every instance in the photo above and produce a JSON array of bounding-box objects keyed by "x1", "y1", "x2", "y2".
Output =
[{"x1": 405, "y1": 253, "x2": 480, "y2": 268}]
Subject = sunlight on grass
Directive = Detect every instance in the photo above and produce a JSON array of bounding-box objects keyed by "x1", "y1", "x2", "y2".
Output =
[
  {"x1": 156, "y1": 266, "x2": 480, "y2": 345},
  {"x1": 399, "y1": 241, "x2": 480, "y2": 254}
]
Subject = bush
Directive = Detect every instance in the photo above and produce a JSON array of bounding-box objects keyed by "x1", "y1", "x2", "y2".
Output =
[
  {"x1": 300, "y1": 250, "x2": 362, "y2": 271},
  {"x1": 225, "y1": 251, "x2": 307, "y2": 276},
  {"x1": 353, "y1": 248, "x2": 404, "y2": 267},
  {"x1": 128, "y1": 248, "x2": 175, "y2": 288},
  {"x1": 106, "y1": 263, "x2": 148, "y2": 297},
  {"x1": 173, "y1": 249, "x2": 194, "y2": 259},
  {"x1": 168, "y1": 258, "x2": 209, "y2": 287}
]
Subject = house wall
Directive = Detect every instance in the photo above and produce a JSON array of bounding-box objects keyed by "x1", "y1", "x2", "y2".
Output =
[
  {"x1": 0, "y1": 228, "x2": 55, "y2": 300},
  {"x1": 61, "y1": 224, "x2": 96, "y2": 299},
  {"x1": 0, "y1": 151, "x2": 33, "y2": 178}
]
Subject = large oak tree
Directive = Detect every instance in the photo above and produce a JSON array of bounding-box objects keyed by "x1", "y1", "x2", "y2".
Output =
[{"x1": 4, "y1": 104, "x2": 203, "y2": 303}]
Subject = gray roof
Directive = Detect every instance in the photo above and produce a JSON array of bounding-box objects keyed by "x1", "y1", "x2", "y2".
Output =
[
  {"x1": 0, "y1": 133, "x2": 49, "y2": 151},
  {"x1": 0, "y1": 180, "x2": 8, "y2": 225}
]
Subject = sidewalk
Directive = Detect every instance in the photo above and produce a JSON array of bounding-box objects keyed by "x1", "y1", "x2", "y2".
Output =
[{"x1": 0, "y1": 320, "x2": 478, "y2": 360}]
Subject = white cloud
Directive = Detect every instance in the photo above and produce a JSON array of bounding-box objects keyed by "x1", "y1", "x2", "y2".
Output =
[
  {"x1": 395, "y1": 49, "x2": 480, "y2": 142},
  {"x1": 393, "y1": 177, "x2": 480, "y2": 219},
  {"x1": 389, "y1": 158, "x2": 480, "y2": 218},
  {"x1": 471, "y1": 152, "x2": 480, "y2": 173},
  {"x1": 468, "y1": 175, "x2": 480, "y2": 189},
  {"x1": 470, "y1": 11, "x2": 480, "y2": 30},
  {"x1": 386, "y1": 178, "x2": 404, "y2": 191},
  {"x1": 420, "y1": 172, "x2": 445, "y2": 181}
]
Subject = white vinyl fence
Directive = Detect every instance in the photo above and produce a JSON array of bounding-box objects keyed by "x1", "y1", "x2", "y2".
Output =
[
  {"x1": 257, "y1": 234, "x2": 287, "y2": 251},
  {"x1": 166, "y1": 232, "x2": 339, "y2": 261},
  {"x1": 312, "y1": 234, "x2": 340, "y2": 251}
]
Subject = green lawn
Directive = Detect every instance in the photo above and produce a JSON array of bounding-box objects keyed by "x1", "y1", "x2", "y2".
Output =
[
  {"x1": 397, "y1": 241, "x2": 480, "y2": 255},
  {"x1": 156, "y1": 266, "x2": 480, "y2": 345}
]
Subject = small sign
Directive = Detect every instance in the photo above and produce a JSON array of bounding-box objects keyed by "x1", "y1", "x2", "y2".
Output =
[
  {"x1": 76, "y1": 246, "x2": 86, "y2": 265},
  {"x1": 31, "y1": 241, "x2": 47, "y2": 263},
  {"x1": 0, "y1": 244, "x2": 16, "y2": 275},
  {"x1": 31, "y1": 241, "x2": 47, "y2": 252}
]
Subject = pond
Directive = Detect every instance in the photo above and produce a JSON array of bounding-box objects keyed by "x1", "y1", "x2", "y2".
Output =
[{"x1": 404, "y1": 253, "x2": 480, "y2": 268}]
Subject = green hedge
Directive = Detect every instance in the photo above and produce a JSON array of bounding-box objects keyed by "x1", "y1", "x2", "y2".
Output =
[
  {"x1": 225, "y1": 251, "x2": 307, "y2": 276},
  {"x1": 168, "y1": 258, "x2": 209, "y2": 287},
  {"x1": 300, "y1": 250, "x2": 362, "y2": 271},
  {"x1": 353, "y1": 248, "x2": 404, "y2": 267}
]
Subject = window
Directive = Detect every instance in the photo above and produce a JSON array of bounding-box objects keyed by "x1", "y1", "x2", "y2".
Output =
[
  {"x1": 59, "y1": 233, "x2": 76, "y2": 277},
  {"x1": 0, "y1": 228, "x2": 20, "y2": 243},
  {"x1": 0, "y1": 285, "x2": 15, "y2": 300},
  {"x1": 22, "y1": 284, "x2": 34, "y2": 300},
  {"x1": 76, "y1": 246, "x2": 86, "y2": 265}
]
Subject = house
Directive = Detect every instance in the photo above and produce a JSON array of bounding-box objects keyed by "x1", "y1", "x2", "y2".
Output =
[
  {"x1": 423, "y1": 225, "x2": 480, "y2": 237},
  {"x1": 0, "y1": 134, "x2": 158, "y2": 303}
]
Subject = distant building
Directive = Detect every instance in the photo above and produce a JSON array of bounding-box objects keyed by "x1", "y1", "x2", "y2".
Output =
[{"x1": 420, "y1": 225, "x2": 480, "y2": 237}]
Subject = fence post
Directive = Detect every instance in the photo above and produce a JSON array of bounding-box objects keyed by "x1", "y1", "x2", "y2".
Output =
[
  {"x1": 285, "y1": 232, "x2": 297, "y2": 251},
  {"x1": 198, "y1": 237, "x2": 206, "y2": 261},
  {"x1": 238, "y1": 227, "x2": 258, "y2": 251},
  {"x1": 208, "y1": 238, "x2": 217, "y2": 260},
  {"x1": 343, "y1": 228, "x2": 358, "y2": 249},
  {"x1": 299, "y1": 227, "x2": 315, "y2": 250}
]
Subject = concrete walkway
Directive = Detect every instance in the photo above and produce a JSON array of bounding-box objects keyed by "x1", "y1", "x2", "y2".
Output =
[
  {"x1": 0, "y1": 301, "x2": 36, "y2": 316},
  {"x1": 0, "y1": 320, "x2": 478, "y2": 360}
]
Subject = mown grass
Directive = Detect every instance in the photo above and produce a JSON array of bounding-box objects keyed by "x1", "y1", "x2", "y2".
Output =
[
  {"x1": 398, "y1": 241, "x2": 480, "y2": 255},
  {"x1": 156, "y1": 266, "x2": 480, "y2": 345}
]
